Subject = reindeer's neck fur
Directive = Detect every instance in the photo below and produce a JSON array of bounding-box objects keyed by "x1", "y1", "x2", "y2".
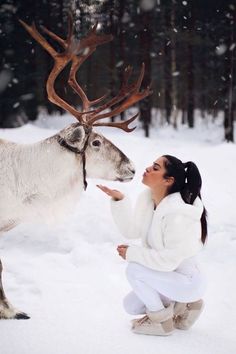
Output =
[{"x1": 0, "y1": 136, "x2": 83, "y2": 226}]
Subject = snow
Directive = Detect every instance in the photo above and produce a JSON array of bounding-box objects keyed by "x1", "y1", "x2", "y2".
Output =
[
  {"x1": 216, "y1": 44, "x2": 227, "y2": 56},
  {"x1": 139, "y1": 0, "x2": 156, "y2": 12},
  {"x1": 0, "y1": 70, "x2": 12, "y2": 94},
  {"x1": 0, "y1": 113, "x2": 236, "y2": 354}
]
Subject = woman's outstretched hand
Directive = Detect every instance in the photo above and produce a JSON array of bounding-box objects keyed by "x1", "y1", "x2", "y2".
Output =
[{"x1": 96, "y1": 185, "x2": 124, "y2": 201}]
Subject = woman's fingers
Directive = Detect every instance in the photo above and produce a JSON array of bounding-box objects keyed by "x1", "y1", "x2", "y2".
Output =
[
  {"x1": 97, "y1": 185, "x2": 124, "y2": 200},
  {"x1": 97, "y1": 184, "x2": 112, "y2": 195},
  {"x1": 117, "y1": 244, "x2": 128, "y2": 249}
]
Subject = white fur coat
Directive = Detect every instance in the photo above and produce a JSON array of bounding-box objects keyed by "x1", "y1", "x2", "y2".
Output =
[{"x1": 111, "y1": 189, "x2": 204, "y2": 272}]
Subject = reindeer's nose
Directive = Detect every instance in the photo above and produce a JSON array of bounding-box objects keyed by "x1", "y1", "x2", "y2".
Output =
[{"x1": 129, "y1": 168, "x2": 135, "y2": 175}]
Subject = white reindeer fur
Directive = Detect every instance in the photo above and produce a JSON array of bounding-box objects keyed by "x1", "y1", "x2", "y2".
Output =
[
  {"x1": 0, "y1": 138, "x2": 82, "y2": 227},
  {"x1": 0, "y1": 123, "x2": 135, "y2": 231}
]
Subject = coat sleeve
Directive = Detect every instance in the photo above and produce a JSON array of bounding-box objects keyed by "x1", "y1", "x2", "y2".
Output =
[
  {"x1": 110, "y1": 195, "x2": 144, "y2": 239},
  {"x1": 125, "y1": 213, "x2": 203, "y2": 271}
]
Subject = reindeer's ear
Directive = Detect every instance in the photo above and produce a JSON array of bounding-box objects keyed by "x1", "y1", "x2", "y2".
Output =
[
  {"x1": 60, "y1": 124, "x2": 86, "y2": 149},
  {"x1": 68, "y1": 127, "x2": 84, "y2": 143}
]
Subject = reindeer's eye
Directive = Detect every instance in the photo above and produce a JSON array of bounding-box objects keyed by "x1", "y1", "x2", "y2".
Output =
[{"x1": 92, "y1": 140, "x2": 101, "y2": 147}]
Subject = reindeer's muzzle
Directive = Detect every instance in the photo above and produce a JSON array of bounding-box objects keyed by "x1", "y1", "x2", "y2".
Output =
[{"x1": 116, "y1": 165, "x2": 135, "y2": 182}]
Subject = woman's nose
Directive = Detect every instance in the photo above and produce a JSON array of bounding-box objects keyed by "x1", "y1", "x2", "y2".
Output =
[{"x1": 146, "y1": 167, "x2": 151, "y2": 173}]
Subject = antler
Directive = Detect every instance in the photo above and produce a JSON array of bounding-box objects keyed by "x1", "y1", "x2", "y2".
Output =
[{"x1": 20, "y1": 15, "x2": 152, "y2": 132}]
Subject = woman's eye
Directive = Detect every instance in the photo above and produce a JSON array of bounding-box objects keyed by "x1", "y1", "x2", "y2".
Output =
[
  {"x1": 153, "y1": 165, "x2": 158, "y2": 171},
  {"x1": 92, "y1": 140, "x2": 101, "y2": 147}
]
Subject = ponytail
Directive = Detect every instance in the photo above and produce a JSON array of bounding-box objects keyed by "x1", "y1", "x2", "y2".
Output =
[
  {"x1": 163, "y1": 155, "x2": 208, "y2": 244},
  {"x1": 182, "y1": 161, "x2": 201, "y2": 204}
]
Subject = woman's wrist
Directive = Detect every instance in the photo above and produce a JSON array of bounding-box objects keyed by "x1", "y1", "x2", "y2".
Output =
[{"x1": 112, "y1": 194, "x2": 124, "y2": 201}]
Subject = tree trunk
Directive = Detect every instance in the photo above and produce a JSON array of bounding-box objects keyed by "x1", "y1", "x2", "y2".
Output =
[
  {"x1": 118, "y1": 0, "x2": 126, "y2": 121},
  {"x1": 224, "y1": 8, "x2": 235, "y2": 142},
  {"x1": 139, "y1": 11, "x2": 152, "y2": 137},
  {"x1": 109, "y1": 0, "x2": 116, "y2": 123},
  {"x1": 170, "y1": 0, "x2": 178, "y2": 129},
  {"x1": 164, "y1": 6, "x2": 172, "y2": 124},
  {"x1": 187, "y1": 4, "x2": 195, "y2": 128}
]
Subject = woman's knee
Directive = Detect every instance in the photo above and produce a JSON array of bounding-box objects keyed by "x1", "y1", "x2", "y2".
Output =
[
  {"x1": 123, "y1": 292, "x2": 146, "y2": 315},
  {"x1": 123, "y1": 295, "x2": 137, "y2": 315}
]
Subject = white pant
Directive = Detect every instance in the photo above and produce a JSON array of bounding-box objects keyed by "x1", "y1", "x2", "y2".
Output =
[{"x1": 124, "y1": 262, "x2": 206, "y2": 314}]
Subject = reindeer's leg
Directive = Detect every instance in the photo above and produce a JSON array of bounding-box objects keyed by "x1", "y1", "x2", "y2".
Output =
[{"x1": 0, "y1": 258, "x2": 30, "y2": 320}]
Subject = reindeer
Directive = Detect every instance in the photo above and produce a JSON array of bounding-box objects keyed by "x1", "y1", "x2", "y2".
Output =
[{"x1": 0, "y1": 17, "x2": 152, "y2": 319}]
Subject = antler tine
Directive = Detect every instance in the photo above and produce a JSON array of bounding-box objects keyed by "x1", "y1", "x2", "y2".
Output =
[
  {"x1": 19, "y1": 20, "x2": 57, "y2": 57},
  {"x1": 67, "y1": 28, "x2": 113, "y2": 112},
  {"x1": 93, "y1": 113, "x2": 139, "y2": 132},
  {"x1": 20, "y1": 19, "x2": 89, "y2": 123},
  {"x1": 41, "y1": 25, "x2": 65, "y2": 48},
  {"x1": 41, "y1": 13, "x2": 74, "y2": 49},
  {"x1": 90, "y1": 91, "x2": 110, "y2": 105},
  {"x1": 42, "y1": 16, "x2": 113, "y2": 113},
  {"x1": 67, "y1": 12, "x2": 74, "y2": 45},
  {"x1": 41, "y1": 18, "x2": 106, "y2": 112},
  {"x1": 87, "y1": 64, "x2": 152, "y2": 125},
  {"x1": 82, "y1": 65, "x2": 135, "y2": 119},
  {"x1": 40, "y1": 13, "x2": 73, "y2": 50}
]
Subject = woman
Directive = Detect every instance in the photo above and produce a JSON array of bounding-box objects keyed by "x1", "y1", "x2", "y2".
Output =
[{"x1": 97, "y1": 155, "x2": 207, "y2": 336}]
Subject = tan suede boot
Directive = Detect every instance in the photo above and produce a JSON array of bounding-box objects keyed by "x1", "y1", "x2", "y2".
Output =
[
  {"x1": 132, "y1": 303, "x2": 175, "y2": 336},
  {"x1": 173, "y1": 299, "x2": 204, "y2": 330}
]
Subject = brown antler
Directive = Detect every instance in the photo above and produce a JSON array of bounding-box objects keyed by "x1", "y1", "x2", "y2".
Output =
[{"x1": 20, "y1": 15, "x2": 152, "y2": 132}]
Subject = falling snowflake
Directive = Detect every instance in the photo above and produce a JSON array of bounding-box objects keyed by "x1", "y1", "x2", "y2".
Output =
[
  {"x1": 116, "y1": 61, "x2": 124, "y2": 68},
  {"x1": 139, "y1": 0, "x2": 156, "y2": 11},
  {"x1": 216, "y1": 44, "x2": 227, "y2": 55},
  {"x1": 172, "y1": 71, "x2": 180, "y2": 77},
  {"x1": 13, "y1": 102, "x2": 20, "y2": 108},
  {"x1": 121, "y1": 12, "x2": 130, "y2": 24}
]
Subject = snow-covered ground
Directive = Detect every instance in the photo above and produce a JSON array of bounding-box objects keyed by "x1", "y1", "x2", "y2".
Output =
[{"x1": 0, "y1": 114, "x2": 235, "y2": 354}]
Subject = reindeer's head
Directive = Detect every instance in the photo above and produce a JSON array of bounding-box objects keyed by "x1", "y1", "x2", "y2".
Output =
[
  {"x1": 20, "y1": 15, "x2": 152, "y2": 189},
  {"x1": 58, "y1": 123, "x2": 135, "y2": 183}
]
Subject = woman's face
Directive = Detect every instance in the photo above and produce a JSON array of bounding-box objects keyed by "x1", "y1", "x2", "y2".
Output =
[{"x1": 142, "y1": 156, "x2": 173, "y2": 191}]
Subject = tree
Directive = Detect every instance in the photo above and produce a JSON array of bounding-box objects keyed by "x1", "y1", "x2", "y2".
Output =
[
  {"x1": 224, "y1": 4, "x2": 235, "y2": 142},
  {"x1": 138, "y1": 5, "x2": 153, "y2": 137}
]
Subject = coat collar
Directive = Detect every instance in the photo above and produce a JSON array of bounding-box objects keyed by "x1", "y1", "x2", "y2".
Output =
[{"x1": 142, "y1": 189, "x2": 204, "y2": 220}]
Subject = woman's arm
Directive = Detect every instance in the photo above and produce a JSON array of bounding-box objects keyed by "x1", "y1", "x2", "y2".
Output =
[
  {"x1": 126, "y1": 213, "x2": 203, "y2": 271},
  {"x1": 97, "y1": 184, "x2": 141, "y2": 239}
]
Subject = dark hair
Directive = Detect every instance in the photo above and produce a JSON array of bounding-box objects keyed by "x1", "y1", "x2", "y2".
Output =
[{"x1": 162, "y1": 155, "x2": 207, "y2": 244}]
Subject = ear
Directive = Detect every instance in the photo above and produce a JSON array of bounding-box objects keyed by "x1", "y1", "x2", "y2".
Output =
[
  {"x1": 68, "y1": 127, "x2": 84, "y2": 143},
  {"x1": 59, "y1": 124, "x2": 86, "y2": 149},
  {"x1": 165, "y1": 176, "x2": 175, "y2": 187}
]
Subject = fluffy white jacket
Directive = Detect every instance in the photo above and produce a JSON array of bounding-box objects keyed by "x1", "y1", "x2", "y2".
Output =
[{"x1": 111, "y1": 189, "x2": 204, "y2": 272}]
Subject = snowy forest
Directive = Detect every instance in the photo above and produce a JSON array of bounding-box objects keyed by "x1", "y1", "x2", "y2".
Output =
[
  {"x1": 0, "y1": 0, "x2": 235, "y2": 140},
  {"x1": 0, "y1": 2, "x2": 236, "y2": 354}
]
